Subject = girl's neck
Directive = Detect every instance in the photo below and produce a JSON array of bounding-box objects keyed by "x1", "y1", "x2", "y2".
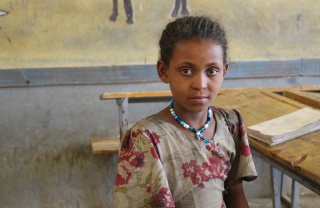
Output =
[
  {"x1": 158, "y1": 101, "x2": 216, "y2": 143},
  {"x1": 172, "y1": 107, "x2": 209, "y2": 129}
]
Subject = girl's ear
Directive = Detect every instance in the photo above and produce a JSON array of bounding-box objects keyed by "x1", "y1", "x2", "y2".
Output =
[
  {"x1": 157, "y1": 60, "x2": 169, "y2": 83},
  {"x1": 223, "y1": 63, "x2": 229, "y2": 77}
]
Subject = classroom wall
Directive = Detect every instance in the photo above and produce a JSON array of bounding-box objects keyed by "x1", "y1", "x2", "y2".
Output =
[
  {"x1": 0, "y1": 0, "x2": 319, "y2": 69},
  {"x1": 0, "y1": 0, "x2": 319, "y2": 207},
  {"x1": 2, "y1": 80, "x2": 317, "y2": 208},
  {"x1": 0, "y1": 83, "x2": 275, "y2": 208}
]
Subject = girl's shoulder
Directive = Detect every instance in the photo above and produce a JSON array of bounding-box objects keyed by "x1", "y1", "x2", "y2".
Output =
[
  {"x1": 127, "y1": 115, "x2": 169, "y2": 139},
  {"x1": 211, "y1": 106, "x2": 239, "y2": 118},
  {"x1": 211, "y1": 106, "x2": 243, "y2": 137},
  {"x1": 131, "y1": 114, "x2": 165, "y2": 130}
]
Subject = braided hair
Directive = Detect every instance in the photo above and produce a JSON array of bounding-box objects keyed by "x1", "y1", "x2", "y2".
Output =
[{"x1": 159, "y1": 16, "x2": 228, "y2": 66}]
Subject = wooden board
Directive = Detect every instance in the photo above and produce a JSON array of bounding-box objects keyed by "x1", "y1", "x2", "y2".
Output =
[
  {"x1": 100, "y1": 91, "x2": 172, "y2": 100},
  {"x1": 91, "y1": 137, "x2": 120, "y2": 154},
  {"x1": 99, "y1": 86, "x2": 320, "y2": 100},
  {"x1": 213, "y1": 89, "x2": 320, "y2": 188},
  {"x1": 283, "y1": 91, "x2": 320, "y2": 109}
]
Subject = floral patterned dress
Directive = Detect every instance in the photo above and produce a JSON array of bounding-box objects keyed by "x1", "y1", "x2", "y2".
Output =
[{"x1": 113, "y1": 107, "x2": 257, "y2": 208}]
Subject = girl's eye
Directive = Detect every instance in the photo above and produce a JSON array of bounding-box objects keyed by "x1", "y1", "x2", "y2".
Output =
[
  {"x1": 207, "y1": 68, "x2": 218, "y2": 76},
  {"x1": 181, "y1": 68, "x2": 192, "y2": 75}
]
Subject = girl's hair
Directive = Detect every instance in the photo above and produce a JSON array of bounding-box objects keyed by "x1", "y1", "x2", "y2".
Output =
[{"x1": 159, "y1": 16, "x2": 228, "y2": 66}]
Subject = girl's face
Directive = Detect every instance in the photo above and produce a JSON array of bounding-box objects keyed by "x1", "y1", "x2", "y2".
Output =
[{"x1": 157, "y1": 39, "x2": 228, "y2": 114}]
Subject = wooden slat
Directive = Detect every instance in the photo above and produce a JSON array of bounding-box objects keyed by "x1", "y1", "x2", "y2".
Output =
[
  {"x1": 263, "y1": 85, "x2": 320, "y2": 92},
  {"x1": 91, "y1": 137, "x2": 120, "y2": 154},
  {"x1": 283, "y1": 91, "x2": 320, "y2": 109},
  {"x1": 100, "y1": 91, "x2": 172, "y2": 100}
]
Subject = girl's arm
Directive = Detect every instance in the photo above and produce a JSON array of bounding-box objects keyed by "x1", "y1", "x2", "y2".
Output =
[
  {"x1": 223, "y1": 179, "x2": 249, "y2": 208},
  {"x1": 113, "y1": 128, "x2": 174, "y2": 207}
]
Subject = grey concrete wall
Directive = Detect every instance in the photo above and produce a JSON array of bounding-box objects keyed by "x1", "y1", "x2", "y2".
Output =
[
  {"x1": 0, "y1": 82, "x2": 275, "y2": 208},
  {"x1": 0, "y1": 83, "x2": 167, "y2": 207},
  {"x1": 2, "y1": 82, "x2": 318, "y2": 207}
]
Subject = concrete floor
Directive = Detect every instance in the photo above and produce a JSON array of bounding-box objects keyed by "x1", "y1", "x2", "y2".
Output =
[
  {"x1": 248, "y1": 173, "x2": 320, "y2": 208},
  {"x1": 249, "y1": 193, "x2": 320, "y2": 208}
]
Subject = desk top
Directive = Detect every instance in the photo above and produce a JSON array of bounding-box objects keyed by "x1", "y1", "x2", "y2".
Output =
[{"x1": 213, "y1": 89, "x2": 320, "y2": 190}]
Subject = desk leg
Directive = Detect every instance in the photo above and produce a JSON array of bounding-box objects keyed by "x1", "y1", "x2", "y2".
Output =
[
  {"x1": 271, "y1": 166, "x2": 282, "y2": 208},
  {"x1": 116, "y1": 98, "x2": 129, "y2": 140},
  {"x1": 290, "y1": 180, "x2": 300, "y2": 208}
]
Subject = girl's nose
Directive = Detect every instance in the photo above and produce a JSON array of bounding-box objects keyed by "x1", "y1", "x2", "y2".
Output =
[{"x1": 192, "y1": 73, "x2": 207, "y2": 90}]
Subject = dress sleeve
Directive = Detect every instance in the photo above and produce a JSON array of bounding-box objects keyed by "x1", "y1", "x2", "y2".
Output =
[
  {"x1": 225, "y1": 109, "x2": 258, "y2": 188},
  {"x1": 113, "y1": 126, "x2": 175, "y2": 208}
]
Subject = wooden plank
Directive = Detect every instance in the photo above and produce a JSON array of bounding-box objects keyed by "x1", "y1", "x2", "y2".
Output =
[
  {"x1": 100, "y1": 86, "x2": 320, "y2": 100},
  {"x1": 213, "y1": 89, "x2": 306, "y2": 126},
  {"x1": 100, "y1": 91, "x2": 172, "y2": 100},
  {"x1": 91, "y1": 137, "x2": 120, "y2": 154},
  {"x1": 283, "y1": 91, "x2": 320, "y2": 109}
]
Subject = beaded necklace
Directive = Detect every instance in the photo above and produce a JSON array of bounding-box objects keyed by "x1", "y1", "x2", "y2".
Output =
[{"x1": 169, "y1": 99, "x2": 212, "y2": 143}]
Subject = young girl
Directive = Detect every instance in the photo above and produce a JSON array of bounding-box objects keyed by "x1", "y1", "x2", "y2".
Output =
[{"x1": 113, "y1": 16, "x2": 257, "y2": 208}]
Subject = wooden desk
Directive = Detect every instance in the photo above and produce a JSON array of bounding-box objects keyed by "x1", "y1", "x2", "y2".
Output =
[
  {"x1": 212, "y1": 89, "x2": 320, "y2": 207},
  {"x1": 93, "y1": 88, "x2": 320, "y2": 207}
]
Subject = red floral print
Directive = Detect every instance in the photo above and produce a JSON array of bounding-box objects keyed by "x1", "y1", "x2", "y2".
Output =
[
  {"x1": 181, "y1": 143, "x2": 231, "y2": 186},
  {"x1": 146, "y1": 184, "x2": 151, "y2": 193},
  {"x1": 131, "y1": 129, "x2": 144, "y2": 138},
  {"x1": 146, "y1": 130, "x2": 161, "y2": 144},
  {"x1": 150, "y1": 188, "x2": 174, "y2": 208},
  {"x1": 129, "y1": 152, "x2": 146, "y2": 167},
  {"x1": 115, "y1": 165, "x2": 132, "y2": 186},
  {"x1": 241, "y1": 142, "x2": 251, "y2": 157},
  {"x1": 115, "y1": 129, "x2": 148, "y2": 186},
  {"x1": 150, "y1": 146, "x2": 159, "y2": 159},
  {"x1": 114, "y1": 109, "x2": 257, "y2": 207}
]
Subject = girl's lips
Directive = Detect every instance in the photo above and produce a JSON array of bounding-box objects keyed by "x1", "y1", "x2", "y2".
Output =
[
  {"x1": 188, "y1": 96, "x2": 209, "y2": 104},
  {"x1": 189, "y1": 96, "x2": 208, "y2": 99}
]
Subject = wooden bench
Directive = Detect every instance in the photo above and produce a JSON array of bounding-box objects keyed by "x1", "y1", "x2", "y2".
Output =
[
  {"x1": 91, "y1": 91, "x2": 173, "y2": 154},
  {"x1": 90, "y1": 89, "x2": 252, "y2": 153},
  {"x1": 91, "y1": 137, "x2": 120, "y2": 154},
  {"x1": 91, "y1": 86, "x2": 320, "y2": 154}
]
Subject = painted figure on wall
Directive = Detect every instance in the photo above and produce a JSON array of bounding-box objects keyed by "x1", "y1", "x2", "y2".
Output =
[
  {"x1": 171, "y1": 0, "x2": 190, "y2": 18},
  {"x1": 0, "y1": 10, "x2": 8, "y2": 29},
  {"x1": 0, "y1": 10, "x2": 8, "y2": 16},
  {"x1": 109, "y1": 0, "x2": 134, "y2": 24}
]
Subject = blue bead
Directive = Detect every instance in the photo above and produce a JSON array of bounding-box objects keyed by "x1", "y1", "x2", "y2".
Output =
[{"x1": 203, "y1": 138, "x2": 210, "y2": 143}]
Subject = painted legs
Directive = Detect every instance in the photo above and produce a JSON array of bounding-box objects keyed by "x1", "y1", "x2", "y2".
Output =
[
  {"x1": 109, "y1": 0, "x2": 133, "y2": 24},
  {"x1": 171, "y1": 0, "x2": 190, "y2": 18}
]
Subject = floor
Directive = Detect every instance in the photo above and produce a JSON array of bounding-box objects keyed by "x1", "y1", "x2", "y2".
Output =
[{"x1": 249, "y1": 194, "x2": 320, "y2": 208}]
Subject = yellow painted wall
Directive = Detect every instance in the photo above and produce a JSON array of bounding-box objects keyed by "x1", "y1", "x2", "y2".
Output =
[{"x1": 0, "y1": 0, "x2": 319, "y2": 69}]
